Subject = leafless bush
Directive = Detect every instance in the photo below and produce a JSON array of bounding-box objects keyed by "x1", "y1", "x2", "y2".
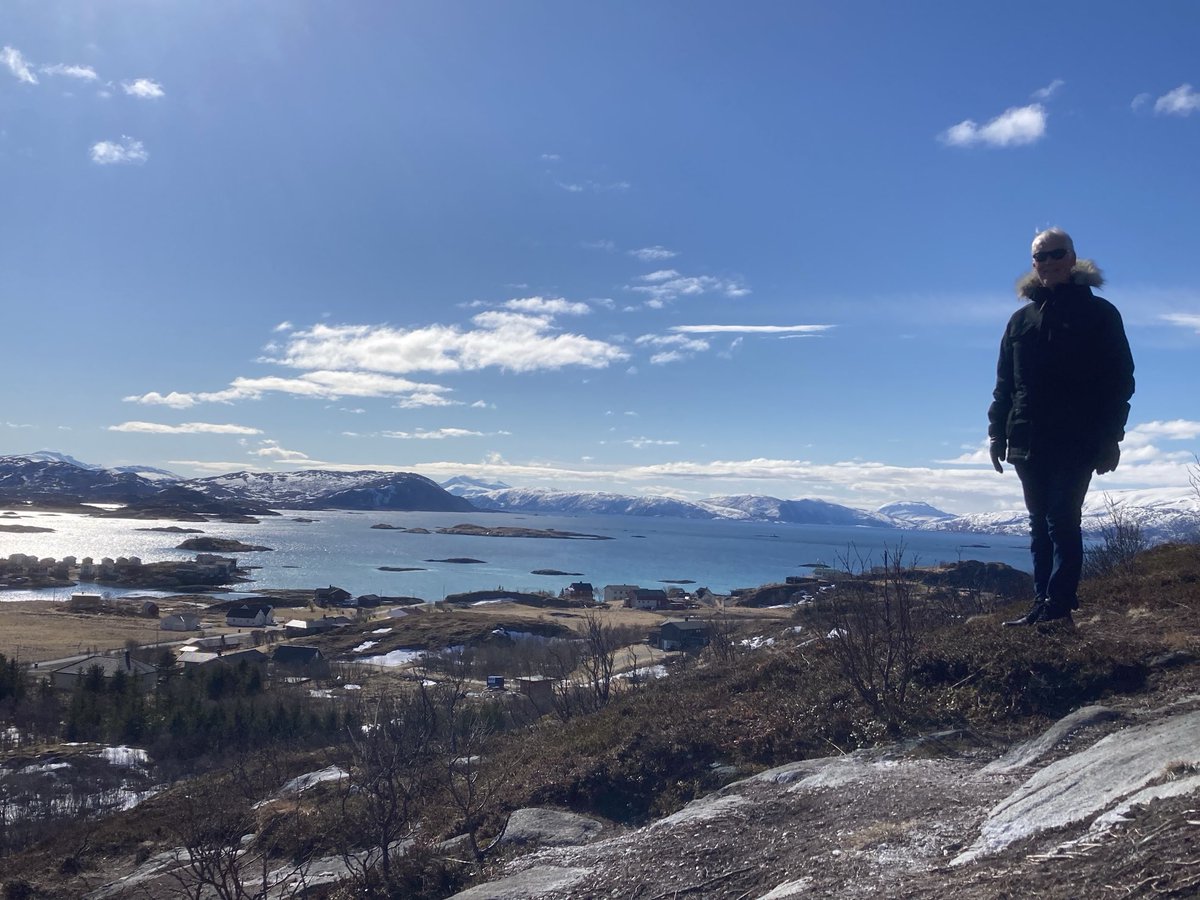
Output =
[
  {"x1": 334, "y1": 688, "x2": 440, "y2": 890},
  {"x1": 1083, "y1": 495, "x2": 1147, "y2": 580},
  {"x1": 702, "y1": 605, "x2": 743, "y2": 665},
  {"x1": 816, "y1": 546, "x2": 923, "y2": 735}
]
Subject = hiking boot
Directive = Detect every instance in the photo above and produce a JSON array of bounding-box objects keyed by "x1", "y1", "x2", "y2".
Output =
[
  {"x1": 1038, "y1": 601, "x2": 1075, "y2": 627},
  {"x1": 1002, "y1": 600, "x2": 1048, "y2": 627}
]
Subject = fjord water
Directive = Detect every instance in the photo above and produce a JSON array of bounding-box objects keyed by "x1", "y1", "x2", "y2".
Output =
[{"x1": 1, "y1": 509, "x2": 1032, "y2": 602}]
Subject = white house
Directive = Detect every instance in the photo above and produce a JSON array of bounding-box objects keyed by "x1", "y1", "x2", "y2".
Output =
[
  {"x1": 225, "y1": 604, "x2": 275, "y2": 628},
  {"x1": 161, "y1": 612, "x2": 202, "y2": 632}
]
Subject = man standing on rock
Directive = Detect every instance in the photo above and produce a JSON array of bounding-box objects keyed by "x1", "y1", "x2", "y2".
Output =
[{"x1": 989, "y1": 228, "x2": 1135, "y2": 626}]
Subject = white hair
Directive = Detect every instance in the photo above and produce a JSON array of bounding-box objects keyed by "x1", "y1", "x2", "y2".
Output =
[{"x1": 1032, "y1": 227, "x2": 1075, "y2": 254}]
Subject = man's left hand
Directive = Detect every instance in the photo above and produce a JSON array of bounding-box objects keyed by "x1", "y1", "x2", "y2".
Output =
[{"x1": 1096, "y1": 443, "x2": 1121, "y2": 475}]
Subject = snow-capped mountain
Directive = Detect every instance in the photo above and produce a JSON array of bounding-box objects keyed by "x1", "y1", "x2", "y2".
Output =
[
  {"x1": 466, "y1": 488, "x2": 723, "y2": 519},
  {"x1": 0, "y1": 455, "x2": 164, "y2": 502},
  {"x1": 3, "y1": 453, "x2": 1198, "y2": 541},
  {"x1": 185, "y1": 469, "x2": 473, "y2": 512},
  {"x1": 931, "y1": 501, "x2": 1200, "y2": 543},
  {"x1": 705, "y1": 495, "x2": 895, "y2": 527},
  {"x1": 441, "y1": 475, "x2": 513, "y2": 497},
  {"x1": 877, "y1": 501, "x2": 955, "y2": 527}
]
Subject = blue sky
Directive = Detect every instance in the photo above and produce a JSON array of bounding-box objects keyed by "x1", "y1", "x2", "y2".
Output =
[{"x1": 2, "y1": 1, "x2": 1198, "y2": 514}]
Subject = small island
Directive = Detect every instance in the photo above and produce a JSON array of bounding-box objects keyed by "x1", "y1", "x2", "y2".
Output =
[
  {"x1": 424, "y1": 557, "x2": 487, "y2": 564},
  {"x1": 176, "y1": 537, "x2": 274, "y2": 553},
  {"x1": 436, "y1": 523, "x2": 611, "y2": 540},
  {"x1": 531, "y1": 569, "x2": 585, "y2": 576},
  {"x1": 370, "y1": 523, "x2": 404, "y2": 530},
  {"x1": 0, "y1": 524, "x2": 55, "y2": 533},
  {"x1": 378, "y1": 566, "x2": 426, "y2": 572},
  {"x1": 136, "y1": 526, "x2": 205, "y2": 534}
]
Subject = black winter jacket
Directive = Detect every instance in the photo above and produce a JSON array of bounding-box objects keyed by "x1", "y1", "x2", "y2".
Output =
[{"x1": 988, "y1": 260, "x2": 1135, "y2": 465}]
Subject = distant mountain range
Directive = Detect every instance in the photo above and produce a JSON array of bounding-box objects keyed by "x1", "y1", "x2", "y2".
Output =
[
  {"x1": 0, "y1": 455, "x2": 472, "y2": 514},
  {"x1": 2, "y1": 453, "x2": 1198, "y2": 541}
]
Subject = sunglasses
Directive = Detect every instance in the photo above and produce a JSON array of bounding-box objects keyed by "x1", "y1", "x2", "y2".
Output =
[{"x1": 1032, "y1": 248, "x2": 1069, "y2": 263}]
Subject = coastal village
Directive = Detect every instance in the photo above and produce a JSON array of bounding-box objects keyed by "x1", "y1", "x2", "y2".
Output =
[{"x1": 3, "y1": 546, "x2": 829, "y2": 710}]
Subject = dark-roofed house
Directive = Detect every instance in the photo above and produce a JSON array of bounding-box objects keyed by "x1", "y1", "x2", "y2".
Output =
[
  {"x1": 659, "y1": 619, "x2": 711, "y2": 652},
  {"x1": 226, "y1": 604, "x2": 275, "y2": 628},
  {"x1": 272, "y1": 645, "x2": 330, "y2": 679},
  {"x1": 47, "y1": 653, "x2": 158, "y2": 692},
  {"x1": 314, "y1": 586, "x2": 352, "y2": 607},
  {"x1": 562, "y1": 582, "x2": 595, "y2": 603},
  {"x1": 179, "y1": 648, "x2": 268, "y2": 673}
]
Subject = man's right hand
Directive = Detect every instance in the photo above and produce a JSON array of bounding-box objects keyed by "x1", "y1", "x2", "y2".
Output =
[{"x1": 989, "y1": 442, "x2": 1006, "y2": 473}]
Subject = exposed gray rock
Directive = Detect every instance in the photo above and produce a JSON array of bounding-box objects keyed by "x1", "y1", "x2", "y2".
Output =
[
  {"x1": 498, "y1": 808, "x2": 605, "y2": 847},
  {"x1": 447, "y1": 865, "x2": 592, "y2": 899},
  {"x1": 954, "y1": 709, "x2": 1200, "y2": 864},
  {"x1": 756, "y1": 878, "x2": 816, "y2": 899},
  {"x1": 981, "y1": 705, "x2": 1122, "y2": 774}
]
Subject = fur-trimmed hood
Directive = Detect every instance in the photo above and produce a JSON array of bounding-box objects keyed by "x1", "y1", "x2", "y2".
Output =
[{"x1": 1015, "y1": 258, "x2": 1105, "y2": 300}]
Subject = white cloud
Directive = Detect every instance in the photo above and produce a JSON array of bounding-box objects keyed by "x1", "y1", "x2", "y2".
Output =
[
  {"x1": 91, "y1": 136, "x2": 148, "y2": 165},
  {"x1": 273, "y1": 321, "x2": 294, "y2": 333},
  {"x1": 122, "y1": 78, "x2": 165, "y2": 99},
  {"x1": 503, "y1": 296, "x2": 590, "y2": 316},
  {"x1": 1031, "y1": 79, "x2": 1064, "y2": 100},
  {"x1": 1154, "y1": 84, "x2": 1200, "y2": 116},
  {"x1": 126, "y1": 370, "x2": 456, "y2": 409},
  {"x1": 630, "y1": 246, "x2": 677, "y2": 261},
  {"x1": 636, "y1": 333, "x2": 710, "y2": 364},
  {"x1": 1161, "y1": 313, "x2": 1200, "y2": 333},
  {"x1": 2, "y1": 421, "x2": 34, "y2": 428},
  {"x1": 541, "y1": 153, "x2": 561, "y2": 161},
  {"x1": 273, "y1": 316, "x2": 628, "y2": 375},
  {"x1": 383, "y1": 428, "x2": 493, "y2": 440},
  {"x1": 940, "y1": 104, "x2": 1047, "y2": 148},
  {"x1": 1131, "y1": 92, "x2": 1151, "y2": 112},
  {"x1": 250, "y1": 440, "x2": 310, "y2": 461},
  {"x1": 1127, "y1": 420, "x2": 1200, "y2": 441},
  {"x1": 581, "y1": 239, "x2": 616, "y2": 252},
  {"x1": 671, "y1": 324, "x2": 833, "y2": 335},
  {"x1": 41, "y1": 63, "x2": 98, "y2": 81},
  {"x1": 2, "y1": 46, "x2": 38, "y2": 84},
  {"x1": 395, "y1": 391, "x2": 458, "y2": 409},
  {"x1": 629, "y1": 270, "x2": 749, "y2": 305},
  {"x1": 625, "y1": 437, "x2": 680, "y2": 448},
  {"x1": 108, "y1": 421, "x2": 262, "y2": 435},
  {"x1": 556, "y1": 180, "x2": 630, "y2": 193}
]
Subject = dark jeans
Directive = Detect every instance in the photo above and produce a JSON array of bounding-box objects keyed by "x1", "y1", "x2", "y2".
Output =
[{"x1": 1013, "y1": 456, "x2": 1094, "y2": 609}]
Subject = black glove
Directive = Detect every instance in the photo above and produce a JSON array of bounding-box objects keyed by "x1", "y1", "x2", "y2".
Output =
[{"x1": 989, "y1": 440, "x2": 1007, "y2": 473}]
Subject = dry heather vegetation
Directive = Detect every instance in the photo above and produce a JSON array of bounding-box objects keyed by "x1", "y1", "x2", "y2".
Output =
[{"x1": 1, "y1": 538, "x2": 1199, "y2": 899}]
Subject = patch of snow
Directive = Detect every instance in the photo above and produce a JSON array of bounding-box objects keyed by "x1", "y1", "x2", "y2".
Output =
[
  {"x1": 99, "y1": 746, "x2": 150, "y2": 768},
  {"x1": 351, "y1": 641, "x2": 379, "y2": 653},
  {"x1": 361, "y1": 648, "x2": 425, "y2": 667},
  {"x1": 740, "y1": 635, "x2": 776, "y2": 650},
  {"x1": 19, "y1": 761, "x2": 71, "y2": 774},
  {"x1": 343, "y1": 683, "x2": 362, "y2": 690},
  {"x1": 309, "y1": 689, "x2": 333, "y2": 699},
  {"x1": 616, "y1": 664, "x2": 668, "y2": 680},
  {"x1": 370, "y1": 627, "x2": 392, "y2": 634},
  {"x1": 279, "y1": 766, "x2": 348, "y2": 797}
]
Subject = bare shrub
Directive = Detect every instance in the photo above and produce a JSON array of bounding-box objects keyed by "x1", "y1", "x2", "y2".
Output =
[
  {"x1": 702, "y1": 605, "x2": 743, "y2": 665},
  {"x1": 335, "y1": 688, "x2": 439, "y2": 890},
  {"x1": 1082, "y1": 495, "x2": 1147, "y2": 580},
  {"x1": 815, "y1": 547, "x2": 923, "y2": 735}
]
